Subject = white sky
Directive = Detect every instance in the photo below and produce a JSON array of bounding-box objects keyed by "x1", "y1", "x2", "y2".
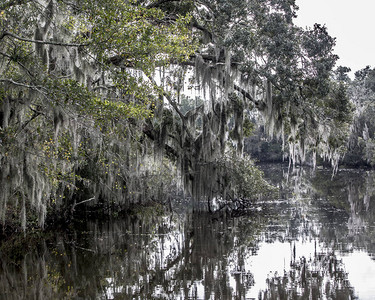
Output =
[{"x1": 294, "y1": 0, "x2": 375, "y2": 75}]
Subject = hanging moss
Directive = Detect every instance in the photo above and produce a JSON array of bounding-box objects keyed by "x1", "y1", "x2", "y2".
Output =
[{"x1": 0, "y1": 0, "x2": 353, "y2": 231}]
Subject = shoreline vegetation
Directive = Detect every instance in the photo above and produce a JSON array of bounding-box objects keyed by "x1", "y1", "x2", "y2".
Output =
[{"x1": 0, "y1": 158, "x2": 371, "y2": 239}]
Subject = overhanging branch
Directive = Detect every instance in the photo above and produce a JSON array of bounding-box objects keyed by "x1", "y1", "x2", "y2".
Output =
[
  {"x1": 107, "y1": 53, "x2": 266, "y2": 110},
  {"x1": 0, "y1": 78, "x2": 46, "y2": 91},
  {"x1": 233, "y1": 84, "x2": 266, "y2": 110},
  {"x1": 0, "y1": 31, "x2": 89, "y2": 47}
]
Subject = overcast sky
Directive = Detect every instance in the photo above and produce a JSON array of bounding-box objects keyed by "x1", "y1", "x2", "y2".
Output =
[{"x1": 294, "y1": 0, "x2": 375, "y2": 76}]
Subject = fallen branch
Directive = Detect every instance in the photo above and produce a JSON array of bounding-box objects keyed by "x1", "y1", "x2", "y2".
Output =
[
  {"x1": 74, "y1": 197, "x2": 95, "y2": 207},
  {"x1": 70, "y1": 197, "x2": 95, "y2": 215}
]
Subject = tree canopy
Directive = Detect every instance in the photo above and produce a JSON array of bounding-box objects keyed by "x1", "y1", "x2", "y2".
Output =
[{"x1": 0, "y1": 0, "x2": 354, "y2": 230}]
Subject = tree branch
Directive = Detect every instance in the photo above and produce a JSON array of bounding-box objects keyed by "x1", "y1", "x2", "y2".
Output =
[
  {"x1": 0, "y1": 31, "x2": 88, "y2": 47},
  {"x1": 0, "y1": 0, "x2": 32, "y2": 10},
  {"x1": 70, "y1": 197, "x2": 95, "y2": 215},
  {"x1": 0, "y1": 51, "x2": 34, "y2": 78},
  {"x1": 191, "y1": 20, "x2": 213, "y2": 40},
  {"x1": 106, "y1": 48, "x2": 265, "y2": 111},
  {"x1": 143, "y1": 122, "x2": 180, "y2": 160},
  {"x1": 233, "y1": 84, "x2": 266, "y2": 110},
  {"x1": 75, "y1": 197, "x2": 95, "y2": 207},
  {"x1": 107, "y1": 53, "x2": 265, "y2": 110},
  {"x1": 0, "y1": 78, "x2": 46, "y2": 92},
  {"x1": 146, "y1": 0, "x2": 178, "y2": 8},
  {"x1": 145, "y1": 74, "x2": 186, "y2": 121}
]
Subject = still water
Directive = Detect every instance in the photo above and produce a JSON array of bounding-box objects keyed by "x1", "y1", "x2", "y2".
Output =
[{"x1": 1, "y1": 164, "x2": 375, "y2": 299}]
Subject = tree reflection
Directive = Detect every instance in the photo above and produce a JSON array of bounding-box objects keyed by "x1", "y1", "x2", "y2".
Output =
[
  {"x1": 259, "y1": 251, "x2": 357, "y2": 300},
  {"x1": 307, "y1": 168, "x2": 375, "y2": 255},
  {"x1": 1, "y1": 166, "x2": 375, "y2": 299},
  {"x1": 0, "y1": 208, "x2": 265, "y2": 299},
  {"x1": 261, "y1": 164, "x2": 375, "y2": 255}
]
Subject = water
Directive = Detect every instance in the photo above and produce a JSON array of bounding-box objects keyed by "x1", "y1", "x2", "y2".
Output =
[{"x1": 1, "y1": 164, "x2": 375, "y2": 299}]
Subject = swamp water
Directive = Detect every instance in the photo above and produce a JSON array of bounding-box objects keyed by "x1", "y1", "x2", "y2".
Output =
[{"x1": 1, "y1": 164, "x2": 375, "y2": 299}]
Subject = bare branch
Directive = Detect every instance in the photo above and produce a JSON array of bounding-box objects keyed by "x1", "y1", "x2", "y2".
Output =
[
  {"x1": 75, "y1": 197, "x2": 95, "y2": 206},
  {"x1": 70, "y1": 197, "x2": 95, "y2": 215}
]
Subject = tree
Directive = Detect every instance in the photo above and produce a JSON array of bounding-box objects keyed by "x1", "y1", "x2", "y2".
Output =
[
  {"x1": 343, "y1": 66, "x2": 375, "y2": 166},
  {"x1": 0, "y1": 0, "x2": 195, "y2": 229},
  {"x1": 144, "y1": 1, "x2": 352, "y2": 180},
  {"x1": 0, "y1": 0, "x2": 353, "y2": 230}
]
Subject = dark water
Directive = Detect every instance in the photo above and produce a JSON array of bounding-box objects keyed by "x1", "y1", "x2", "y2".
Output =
[{"x1": 1, "y1": 164, "x2": 375, "y2": 299}]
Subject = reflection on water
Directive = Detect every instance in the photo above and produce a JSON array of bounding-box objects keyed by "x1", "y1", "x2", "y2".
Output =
[{"x1": 1, "y1": 165, "x2": 375, "y2": 299}]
